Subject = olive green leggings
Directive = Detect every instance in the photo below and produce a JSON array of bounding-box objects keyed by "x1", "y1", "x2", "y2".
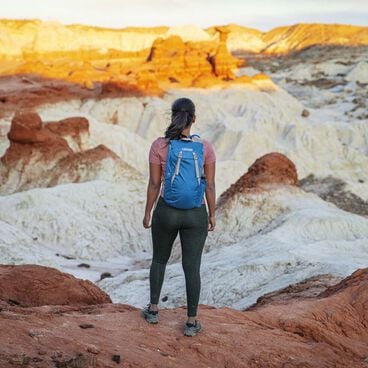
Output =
[{"x1": 150, "y1": 197, "x2": 208, "y2": 317}]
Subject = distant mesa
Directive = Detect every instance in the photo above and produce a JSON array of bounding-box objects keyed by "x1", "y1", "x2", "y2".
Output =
[
  {"x1": 218, "y1": 152, "x2": 298, "y2": 206},
  {"x1": 166, "y1": 24, "x2": 212, "y2": 42},
  {"x1": 211, "y1": 23, "x2": 368, "y2": 54},
  {"x1": 0, "y1": 20, "x2": 367, "y2": 57},
  {"x1": 0, "y1": 264, "x2": 111, "y2": 307},
  {"x1": 0, "y1": 111, "x2": 130, "y2": 194}
]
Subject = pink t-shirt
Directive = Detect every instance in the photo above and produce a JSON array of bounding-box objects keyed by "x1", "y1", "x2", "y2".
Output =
[{"x1": 149, "y1": 137, "x2": 216, "y2": 193}]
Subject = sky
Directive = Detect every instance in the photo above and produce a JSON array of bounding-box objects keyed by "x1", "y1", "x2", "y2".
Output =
[{"x1": 0, "y1": 0, "x2": 367, "y2": 30}]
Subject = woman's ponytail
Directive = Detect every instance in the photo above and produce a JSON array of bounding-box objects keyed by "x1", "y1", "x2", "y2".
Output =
[{"x1": 165, "y1": 98, "x2": 195, "y2": 140}]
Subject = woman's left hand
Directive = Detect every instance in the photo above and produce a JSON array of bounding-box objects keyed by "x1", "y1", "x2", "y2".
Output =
[{"x1": 143, "y1": 213, "x2": 151, "y2": 228}]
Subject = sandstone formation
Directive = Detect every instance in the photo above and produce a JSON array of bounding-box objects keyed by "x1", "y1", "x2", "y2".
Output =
[
  {"x1": 0, "y1": 265, "x2": 111, "y2": 307},
  {"x1": 0, "y1": 111, "x2": 130, "y2": 194},
  {"x1": 0, "y1": 22, "x2": 365, "y2": 116},
  {"x1": 5, "y1": 21, "x2": 364, "y2": 113},
  {"x1": 144, "y1": 34, "x2": 242, "y2": 87},
  {"x1": 210, "y1": 26, "x2": 240, "y2": 78},
  {"x1": 146, "y1": 36, "x2": 214, "y2": 80},
  {"x1": 218, "y1": 152, "x2": 298, "y2": 206},
  {"x1": 261, "y1": 23, "x2": 368, "y2": 54},
  {"x1": 0, "y1": 266, "x2": 367, "y2": 367},
  {"x1": 247, "y1": 273, "x2": 343, "y2": 309},
  {"x1": 209, "y1": 23, "x2": 368, "y2": 54},
  {"x1": 0, "y1": 20, "x2": 367, "y2": 58},
  {"x1": 0, "y1": 74, "x2": 145, "y2": 119},
  {"x1": 44, "y1": 117, "x2": 89, "y2": 151},
  {"x1": 2, "y1": 110, "x2": 73, "y2": 172},
  {"x1": 0, "y1": 33, "x2": 245, "y2": 115}
]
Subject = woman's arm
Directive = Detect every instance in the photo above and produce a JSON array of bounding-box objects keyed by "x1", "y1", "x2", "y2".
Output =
[
  {"x1": 143, "y1": 163, "x2": 162, "y2": 228},
  {"x1": 204, "y1": 162, "x2": 216, "y2": 231}
]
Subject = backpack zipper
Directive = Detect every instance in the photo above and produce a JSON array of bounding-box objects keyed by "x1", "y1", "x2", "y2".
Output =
[
  {"x1": 171, "y1": 151, "x2": 183, "y2": 185},
  {"x1": 193, "y1": 152, "x2": 201, "y2": 186}
]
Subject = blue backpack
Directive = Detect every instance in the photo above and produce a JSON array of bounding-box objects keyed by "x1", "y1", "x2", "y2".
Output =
[{"x1": 163, "y1": 135, "x2": 206, "y2": 209}]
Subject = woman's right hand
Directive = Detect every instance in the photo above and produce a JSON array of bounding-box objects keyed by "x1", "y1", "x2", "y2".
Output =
[
  {"x1": 143, "y1": 213, "x2": 151, "y2": 229},
  {"x1": 208, "y1": 215, "x2": 216, "y2": 231}
]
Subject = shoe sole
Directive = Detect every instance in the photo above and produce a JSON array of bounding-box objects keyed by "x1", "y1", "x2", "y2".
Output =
[
  {"x1": 184, "y1": 327, "x2": 202, "y2": 337},
  {"x1": 184, "y1": 330, "x2": 201, "y2": 336},
  {"x1": 141, "y1": 310, "x2": 158, "y2": 324}
]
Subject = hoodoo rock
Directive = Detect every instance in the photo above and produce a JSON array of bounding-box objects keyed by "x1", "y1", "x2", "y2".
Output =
[
  {"x1": 0, "y1": 267, "x2": 367, "y2": 367},
  {"x1": 5, "y1": 110, "x2": 72, "y2": 159},
  {"x1": 0, "y1": 264, "x2": 111, "y2": 307},
  {"x1": 218, "y1": 152, "x2": 298, "y2": 206},
  {"x1": 0, "y1": 111, "x2": 130, "y2": 194},
  {"x1": 145, "y1": 34, "x2": 241, "y2": 86},
  {"x1": 210, "y1": 27, "x2": 242, "y2": 78}
]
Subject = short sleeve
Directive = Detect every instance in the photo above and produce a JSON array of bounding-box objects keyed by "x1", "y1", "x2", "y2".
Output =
[
  {"x1": 149, "y1": 139, "x2": 161, "y2": 165},
  {"x1": 203, "y1": 140, "x2": 216, "y2": 165}
]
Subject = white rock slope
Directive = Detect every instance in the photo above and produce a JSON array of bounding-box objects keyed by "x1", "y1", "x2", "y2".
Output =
[{"x1": 101, "y1": 186, "x2": 368, "y2": 309}]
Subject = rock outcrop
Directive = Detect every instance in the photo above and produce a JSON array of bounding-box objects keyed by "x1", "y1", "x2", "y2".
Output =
[
  {"x1": 300, "y1": 174, "x2": 368, "y2": 217},
  {"x1": 0, "y1": 34, "x2": 246, "y2": 115},
  {"x1": 0, "y1": 267, "x2": 367, "y2": 367},
  {"x1": 0, "y1": 265, "x2": 111, "y2": 307},
  {"x1": 143, "y1": 34, "x2": 242, "y2": 87},
  {"x1": 44, "y1": 117, "x2": 89, "y2": 151},
  {"x1": 5, "y1": 110, "x2": 72, "y2": 159},
  {"x1": 0, "y1": 111, "x2": 131, "y2": 194},
  {"x1": 0, "y1": 74, "x2": 145, "y2": 119},
  {"x1": 146, "y1": 36, "x2": 214, "y2": 79},
  {"x1": 209, "y1": 23, "x2": 368, "y2": 53},
  {"x1": 218, "y1": 152, "x2": 298, "y2": 206},
  {"x1": 247, "y1": 273, "x2": 343, "y2": 309}
]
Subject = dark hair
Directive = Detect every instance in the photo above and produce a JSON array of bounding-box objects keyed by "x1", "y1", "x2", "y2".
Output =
[{"x1": 165, "y1": 98, "x2": 195, "y2": 140}]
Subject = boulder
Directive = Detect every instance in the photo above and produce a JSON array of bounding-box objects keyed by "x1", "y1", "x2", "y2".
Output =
[
  {"x1": 0, "y1": 264, "x2": 111, "y2": 307},
  {"x1": 218, "y1": 152, "x2": 298, "y2": 206}
]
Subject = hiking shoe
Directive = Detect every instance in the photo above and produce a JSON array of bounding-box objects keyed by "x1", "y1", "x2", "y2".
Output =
[
  {"x1": 184, "y1": 320, "x2": 202, "y2": 336},
  {"x1": 141, "y1": 304, "x2": 158, "y2": 324}
]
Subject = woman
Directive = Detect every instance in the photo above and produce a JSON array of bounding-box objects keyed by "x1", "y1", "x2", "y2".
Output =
[{"x1": 142, "y1": 97, "x2": 216, "y2": 337}]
